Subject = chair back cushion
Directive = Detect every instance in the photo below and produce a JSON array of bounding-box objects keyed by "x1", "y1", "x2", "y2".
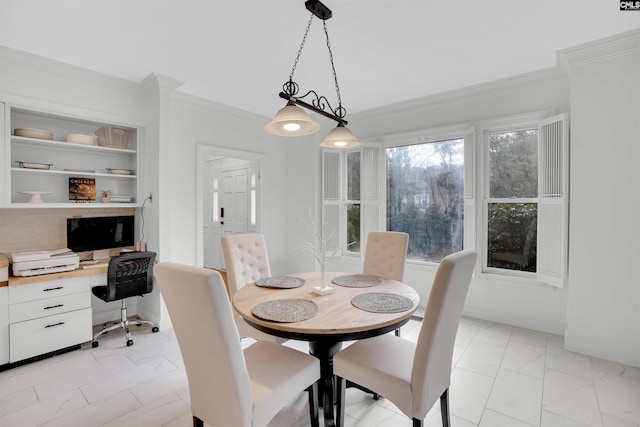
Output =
[
  {"x1": 411, "y1": 250, "x2": 477, "y2": 417},
  {"x1": 362, "y1": 231, "x2": 409, "y2": 281},
  {"x1": 154, "y1": 262, "x2": 252, "y2": 427},
  {"x1": 222, "y1": 233, "x2": 271, "y2": 296},
  {"x1": 106, "y1": 251, "x2": 156, "y2": 301}
]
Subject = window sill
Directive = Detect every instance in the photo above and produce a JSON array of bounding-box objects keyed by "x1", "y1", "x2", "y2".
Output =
[{"x1": 477, "y1": 270, "x2": 559, "y2": 289}]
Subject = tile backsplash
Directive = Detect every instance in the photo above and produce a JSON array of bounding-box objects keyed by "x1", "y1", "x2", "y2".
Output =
[{"x1": 0, "y1": 208, "x2": 135, "y2": 254}]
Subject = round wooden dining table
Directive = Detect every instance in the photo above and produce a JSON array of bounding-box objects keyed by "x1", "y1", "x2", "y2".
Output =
[{"x1": 232, "y1": 271, "x2": 420, "y2": 427}]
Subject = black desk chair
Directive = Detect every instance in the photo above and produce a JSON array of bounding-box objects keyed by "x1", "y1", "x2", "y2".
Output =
[{"x1": 91, "y1": 251, "x2": 159, "y2": 348}]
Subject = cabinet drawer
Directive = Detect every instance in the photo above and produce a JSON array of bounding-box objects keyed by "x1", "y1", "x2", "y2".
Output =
[
  {"x1": 9, "y1": 308, "x2": 92, "y2": 362},
  {"x1": 8, "y1": 276, "x2": 88, "y2": 304},
  {"x1": 9, "y1": 291, "x2": 90, "y2": 323}
]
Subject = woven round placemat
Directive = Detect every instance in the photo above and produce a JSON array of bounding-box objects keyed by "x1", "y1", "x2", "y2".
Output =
[
  {"x1": 332, "y1": 274, "x2": 382, "y2": 288},
  {"x1": 255, "y1": 275, "x2": 305, "y2": 289},
  {"x1": 252, "y1": 299, "x2": 318, "y2": 322},
  {"x1": 351, "y1": 292, "x2": 414, "y2": 313}
]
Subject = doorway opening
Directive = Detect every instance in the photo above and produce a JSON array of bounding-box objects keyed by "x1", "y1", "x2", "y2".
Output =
[{"x1": 196, "y1": 144, "x2": 262, "y2": 269}]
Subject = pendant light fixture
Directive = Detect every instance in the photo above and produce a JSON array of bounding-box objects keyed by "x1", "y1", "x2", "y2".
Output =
[{"x1": 264, "y1": 0, "x2": 361, "y2": 149}]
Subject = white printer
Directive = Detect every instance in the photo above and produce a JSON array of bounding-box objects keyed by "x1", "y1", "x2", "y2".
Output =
[{"x1": 10, "y1": 249, "x2": 79, "y2": 277}]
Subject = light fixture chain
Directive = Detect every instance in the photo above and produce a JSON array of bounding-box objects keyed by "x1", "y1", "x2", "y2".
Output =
[
  {"x1": 323, "y1": 20, "x2": 344, "y2": 117},
  {"x1": 289, "y1": 13, "x2": 315, "y2": 84}
]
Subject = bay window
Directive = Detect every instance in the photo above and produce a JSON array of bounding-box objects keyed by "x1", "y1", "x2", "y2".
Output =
[{"x1": 322, "y1": 112, "x2": 567, "y2": 287}]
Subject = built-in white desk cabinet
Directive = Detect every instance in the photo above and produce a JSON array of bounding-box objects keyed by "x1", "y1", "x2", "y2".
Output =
[
  {"x1": 5, "y1": 265, "x2": 108, "y2": 364},
  {"x1": 8, "y1": 275, "x2": 92, "y2": 362}
]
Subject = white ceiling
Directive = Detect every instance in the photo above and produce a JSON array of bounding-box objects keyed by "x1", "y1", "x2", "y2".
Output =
[{"x1": 1, "y1": 1, "x2": 638, "y2": 118}]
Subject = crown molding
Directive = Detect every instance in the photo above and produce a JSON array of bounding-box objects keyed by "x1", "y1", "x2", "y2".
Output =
[
  {"x1": 140, "y1": 72, "x2": 184, "y2": 93},
  {"x1": 0, "y1": 46, "x2": 266, "y2": 127},
  {"x1": 172, "y1": 91, "x2": 268, "y2": 126},
  {"x1": 557, "y1": 28, "x2": 640, "y2": 71},
  {"x1": 353, "y1": 66, "x2": 565, "y2": 121},
  {"x1": 0, "y1": 45, "x2": 140, "y2": 92}
]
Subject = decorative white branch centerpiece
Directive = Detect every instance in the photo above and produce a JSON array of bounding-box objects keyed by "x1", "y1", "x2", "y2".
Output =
[{"x1": 298, "y1": 212, "x2": 338, "y2": 295}]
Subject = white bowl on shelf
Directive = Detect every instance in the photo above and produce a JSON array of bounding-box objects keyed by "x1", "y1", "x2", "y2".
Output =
[
  {"x1": 66, "y1": 133, "x2": 97, "y2": 145},
  {"x1": 14, "y1": 128, "x2": 53, "y2": 140}
]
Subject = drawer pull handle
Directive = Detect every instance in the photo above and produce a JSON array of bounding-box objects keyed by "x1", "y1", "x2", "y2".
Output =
[
  {"x1": 43, "y1": 286, "x2": 64, "y2": 292},
  {"x1": 44, "y1": 304, "x2": 64, "y2": 310},
  {"x1": 45, "y1": 322, "x2": 65, "y2": 329}
]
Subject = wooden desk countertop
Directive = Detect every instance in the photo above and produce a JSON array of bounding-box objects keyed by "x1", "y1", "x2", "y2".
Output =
[{"x1": 7, "y1": 261, "x2": 109, "y2": 286}]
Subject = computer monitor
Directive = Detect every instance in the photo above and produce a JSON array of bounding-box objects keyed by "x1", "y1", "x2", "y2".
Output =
[{"x1": 67, "y1": 215, "x2": 135, "y2": 259}]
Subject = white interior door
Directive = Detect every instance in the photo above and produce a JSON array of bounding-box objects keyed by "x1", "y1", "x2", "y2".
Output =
[
  {"x1": 221, "y1": 168, "x2": 249, "y2": 236},
  {"x1": 203, "y1": 158, "x2": 258, "y2": 270}
]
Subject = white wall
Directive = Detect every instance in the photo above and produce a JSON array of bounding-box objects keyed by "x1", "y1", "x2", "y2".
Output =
[
  {"x1": 283, "y1": 132, "x2": 323, "y2": 275},
  {"x1": 164, "y1": 94, "x2": 289, "y2": 274},
  {"x1": 560, "y1": 30, "x2": 640, "y2": 367}
]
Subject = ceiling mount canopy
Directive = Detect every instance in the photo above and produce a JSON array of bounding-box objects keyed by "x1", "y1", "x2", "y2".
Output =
[{"x1": 264, "y1": 0, "x2": 361, "y2": 149}]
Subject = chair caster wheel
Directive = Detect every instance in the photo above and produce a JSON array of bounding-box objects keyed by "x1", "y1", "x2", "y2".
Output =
[
  {"x1": 92, "y1": 341, "x2": 99, "y2": 348},
  {"x1": 152, "y1": 326, "x2": 159, "y2": 333},
  {"x1": 126, "y1": 340, "x2": 134, "y2": 347}
]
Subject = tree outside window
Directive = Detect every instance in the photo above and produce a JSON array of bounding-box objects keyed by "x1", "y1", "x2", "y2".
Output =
[
  {"x1": 385, "y1": 139, "x2": 464, "y2": 262},
  {"x1": 486, "y1": 129, "x2": 538, "y2": 272},
  {"x1": 346, "y1": 151, "x2": 361, "y2": 252}
]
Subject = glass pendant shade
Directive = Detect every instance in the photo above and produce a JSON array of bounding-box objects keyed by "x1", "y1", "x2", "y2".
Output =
[
  {"x1": 319, "y1": 124, "x2": 362, "y2": 148},
  {"x1": 264, "y1": 103, "x2": 321, "y2": 136}
]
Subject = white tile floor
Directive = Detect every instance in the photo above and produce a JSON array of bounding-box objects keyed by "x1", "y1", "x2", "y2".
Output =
[{"x1": 1, "y1": 316, "x2": 639, "y2": 427}]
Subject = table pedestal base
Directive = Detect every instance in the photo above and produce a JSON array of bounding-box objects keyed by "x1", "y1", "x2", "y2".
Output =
[{"x1": 309, "y1": 341, "x2": 342, "y2": 427}]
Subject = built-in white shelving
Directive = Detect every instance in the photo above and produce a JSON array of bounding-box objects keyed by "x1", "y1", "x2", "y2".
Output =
[{"x1": 4, "y1": 106, "x2": 142, "y2": 208}]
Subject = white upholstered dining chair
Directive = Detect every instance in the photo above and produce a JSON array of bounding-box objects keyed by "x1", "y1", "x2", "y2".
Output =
[
  {"x1": 221, "y1": 233, "x2": 285, "y2": 343},
  {"x1": 363, "y1": 231, "x2": 409, "y2": 336},
  {"x1": 362, "y1": 231, "x2": 409, "y2": 281},
  {"x1": 154, "y1": 262, "x2": 320, "y2": 427},
  {"x1": 334, "y1": 250, "x2": 477, "y2": 427}
]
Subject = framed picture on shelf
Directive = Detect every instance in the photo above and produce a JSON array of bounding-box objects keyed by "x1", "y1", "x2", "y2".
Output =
[{"x1": 69, "y1": 177, "x2": 96, "y2": 201}]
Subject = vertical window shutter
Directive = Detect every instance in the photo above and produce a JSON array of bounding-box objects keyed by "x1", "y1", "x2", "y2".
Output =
[
  {"x1": 322, "y1": 150, "x2": 341, "y2": 251},
  {"x1": 361, "y1": 146, "x2": 380, "y2": 200},
  {"x1": 537, "y1": 113, "x2": 568, "y2": 287},
  {"x1": 463, "y1": 127, "x2": 476, "y2": 252},
  {"x1": 361, "y1": 145, "x2": 381, "y2": 249},
  {"x1": 323, "y1": 204, "x2": 341, "y2": 250},
  {"x1": 323, "y1": 150, "x2": 340, "y2": 201}
]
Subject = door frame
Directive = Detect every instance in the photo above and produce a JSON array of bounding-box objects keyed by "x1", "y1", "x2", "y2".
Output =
[
  {"x1": 196, "y1": 143, "x2": 263, "y2": 267},
  {"x1": 205, "y1": 159, "x2": 256, "y2": 269}
]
